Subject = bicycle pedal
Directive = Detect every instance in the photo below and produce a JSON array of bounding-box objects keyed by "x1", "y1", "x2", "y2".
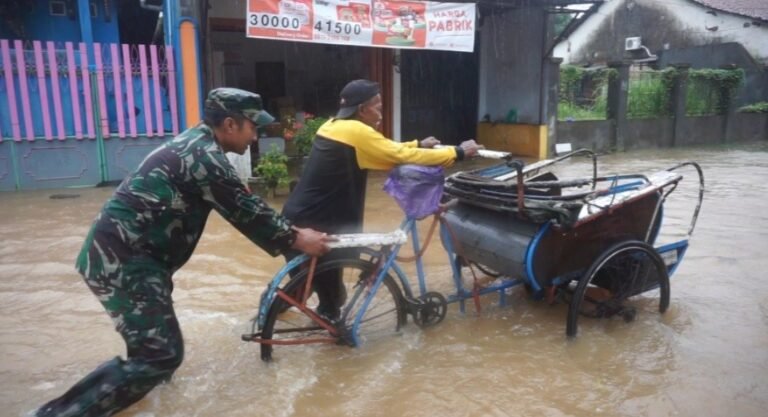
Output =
[{"x1": 241, "y1": 332, "x2": 262, "y2": 342}]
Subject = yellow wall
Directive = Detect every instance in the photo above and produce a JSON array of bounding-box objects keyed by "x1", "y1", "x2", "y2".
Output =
[{"x1": 476, "y1": 122, "x2": 548, "y2": 159}]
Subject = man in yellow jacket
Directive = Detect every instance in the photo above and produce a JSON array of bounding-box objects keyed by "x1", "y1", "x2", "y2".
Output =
[{"x1": 282, "y1": 79, "x2": 481, "y2": 319}]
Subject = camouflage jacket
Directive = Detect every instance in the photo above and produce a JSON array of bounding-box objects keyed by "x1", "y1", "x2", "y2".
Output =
[{"x1": 76, "y1": 123, "x2": 294, "y2": 280}]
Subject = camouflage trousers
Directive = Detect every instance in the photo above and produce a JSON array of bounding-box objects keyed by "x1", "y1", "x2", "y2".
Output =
[{"x1": 36, "y1": 272, "x2": 184, "y2": 417}]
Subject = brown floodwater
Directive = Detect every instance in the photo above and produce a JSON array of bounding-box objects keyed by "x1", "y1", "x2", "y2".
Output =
[{"x1": 1, "y1": 143, "x2": 767, "y2": 417}]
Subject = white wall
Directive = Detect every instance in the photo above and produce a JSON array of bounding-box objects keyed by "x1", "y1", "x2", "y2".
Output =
[
  {"x1": 665, "y1": 0, "x2": 768, "y2": 63},
  {"x1": 554, "y1": 0, "x2": 768, "y2": 64},
  {"x1": 553, "y1": 0, "x2": 624, "y2": 63}
]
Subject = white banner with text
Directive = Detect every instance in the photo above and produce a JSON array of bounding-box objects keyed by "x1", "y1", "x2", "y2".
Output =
[{"x1": 246, "y1": 0, "x2": 476, "y2": 52}]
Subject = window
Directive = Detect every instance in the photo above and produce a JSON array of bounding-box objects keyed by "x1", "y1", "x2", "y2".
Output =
[{"x1": 49, "y1": 0, "x2": 66, "y2": 16}]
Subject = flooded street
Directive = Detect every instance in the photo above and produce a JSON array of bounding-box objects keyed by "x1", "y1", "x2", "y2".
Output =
[{"x1": 1, "y1": 143, "x2": 767, "y2": 417}]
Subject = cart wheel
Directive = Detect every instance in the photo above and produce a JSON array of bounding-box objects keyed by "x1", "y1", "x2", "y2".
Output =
[{"x1": 566, "y1": 240, "x2": 670, "y2": 337}]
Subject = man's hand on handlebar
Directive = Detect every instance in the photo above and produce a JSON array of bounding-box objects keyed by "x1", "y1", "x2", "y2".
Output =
[
  {"x1": 459, "y1": 139, "x2": 484, "y2": 158},
  {"x1": 290, "y1": 226, "x2": 337, "y2": 257},
  {"x1": 420, "y1": 136, "x2": 441, "y2": 148}
]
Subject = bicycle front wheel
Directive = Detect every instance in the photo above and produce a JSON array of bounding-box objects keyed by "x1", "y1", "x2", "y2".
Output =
[{"x1": 260, "y1": 257, "x2": 407, "y2": 361}]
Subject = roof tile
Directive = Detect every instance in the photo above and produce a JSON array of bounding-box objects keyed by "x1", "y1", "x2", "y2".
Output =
[{"x1": 691, "y1": 0, "x2": 768, "y2": 21}]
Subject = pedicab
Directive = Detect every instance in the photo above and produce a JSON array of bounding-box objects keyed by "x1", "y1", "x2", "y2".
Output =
[{"x1": 243, "y1": 149, "x2": 704, "y2": 360}]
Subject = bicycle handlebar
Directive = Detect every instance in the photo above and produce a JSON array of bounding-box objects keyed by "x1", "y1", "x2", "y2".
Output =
[
  {"x1": 476, "y1": 149, "x2": 511, "y2": 159},
  {"x1": 433, "y1": 145, "x2": 511, "y2": 160},
  {"x1": 327, "y1": 229, "x2": 408, "y2": 249}
]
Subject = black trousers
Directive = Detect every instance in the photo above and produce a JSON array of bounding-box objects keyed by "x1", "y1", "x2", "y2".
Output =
[{"x1": 283, "y1": 248, "x2": 359, "y2": 318}]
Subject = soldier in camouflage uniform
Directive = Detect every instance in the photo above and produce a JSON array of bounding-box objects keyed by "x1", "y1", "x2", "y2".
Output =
[{"x1": 35, "y1": 88, "x2": 333, "y2": 417}]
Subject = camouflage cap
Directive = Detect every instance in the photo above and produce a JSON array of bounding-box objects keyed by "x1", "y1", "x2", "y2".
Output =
[{"x1": 205, "y1": 87, "x2": 275, "y2": 126}]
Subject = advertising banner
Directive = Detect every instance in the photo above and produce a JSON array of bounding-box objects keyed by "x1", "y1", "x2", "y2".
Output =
[{"x1": 246, "y1": 0, "x2": 476, "y2": 52}]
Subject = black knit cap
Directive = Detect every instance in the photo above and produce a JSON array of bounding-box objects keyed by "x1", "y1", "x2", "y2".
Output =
[{"x1": 335, "y1": 79, "x2": 380, "y2": 119}]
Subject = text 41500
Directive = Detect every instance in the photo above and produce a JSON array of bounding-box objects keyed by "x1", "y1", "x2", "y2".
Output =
[{"x1": 314, "y1": 20, "x2": 362, "y2": 35}]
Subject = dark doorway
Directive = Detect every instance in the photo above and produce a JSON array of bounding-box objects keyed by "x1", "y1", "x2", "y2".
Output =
[
  {"x1": 254, "y1": 62, "x2": 286, "y2": 115},
  {"x1": 401, "y1": 49, "x2": 479, "y2": 145},
  {"x1": 117, "y1": 1, "x2": 162, "y2": 44}
]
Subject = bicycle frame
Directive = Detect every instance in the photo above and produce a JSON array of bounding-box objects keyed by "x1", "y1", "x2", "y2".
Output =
[{"x1": 254, "y1": 214, "x2": 531, "y2": 347}]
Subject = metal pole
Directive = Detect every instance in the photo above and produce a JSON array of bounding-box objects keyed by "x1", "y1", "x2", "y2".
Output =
[
  {"x1": 164, "y1": 0, "x2": 187, "y2": 128},
  {"x1": 90, "y1": 73, "x2": 107, "y2": 182}
]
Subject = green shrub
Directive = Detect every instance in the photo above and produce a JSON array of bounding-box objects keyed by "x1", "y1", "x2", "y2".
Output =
[
  {"x1": 627, "y1": 69, "x2": 676, "y2": 118},
  {"x1": 254, "y1": 146, "x2": 290, "y2": 197},
  {"x1": 687, "y1": 68, "x2": 744, "y2": 115},
  {"x1": 737, "y1": 102, "x2": 768, "y2": 113},
  {"x1": 558, "y1": 65, "x2": 610, "y2": 121},
  {"x1": 558, "y1": 102, "x2": 606, "y2": 121},
  {"x1": 293, "y1": 116, "x2": 328, "y2": 157}
]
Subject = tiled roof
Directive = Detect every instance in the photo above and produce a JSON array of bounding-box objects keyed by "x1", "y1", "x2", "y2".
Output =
[{"x1": 691, "y1": 0, "x2": 768, "y2": 21}]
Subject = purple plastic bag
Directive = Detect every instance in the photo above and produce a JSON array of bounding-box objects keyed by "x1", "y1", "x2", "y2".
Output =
[{"x1": 383, "y1": 165, "x2": 445, "y2": 219}]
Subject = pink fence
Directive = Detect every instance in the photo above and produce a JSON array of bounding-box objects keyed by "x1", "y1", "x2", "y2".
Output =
[{"x1": 0, "y1": 39, "x2": 179, "y2": 142}]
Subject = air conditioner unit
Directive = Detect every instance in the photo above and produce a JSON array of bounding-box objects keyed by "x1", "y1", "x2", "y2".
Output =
[
  {"x1": 625, "y1": 37, "x2": 658, "y2": 63},
  {"x1": 625, "y1": 37, "x2": 643, "y2": 51}
]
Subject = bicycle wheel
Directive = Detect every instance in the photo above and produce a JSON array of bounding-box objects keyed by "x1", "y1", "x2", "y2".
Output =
[
  {"x1": 260, "y1": 257, "x2": 407, "y2": 361},
  {"x1": 566, "y1": 240, "x2": 670, "y2": 337}
]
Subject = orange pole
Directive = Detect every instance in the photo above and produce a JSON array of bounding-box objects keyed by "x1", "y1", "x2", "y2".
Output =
[{"x1": 179, "y1": 20, "x2": 201, "y2": 127}]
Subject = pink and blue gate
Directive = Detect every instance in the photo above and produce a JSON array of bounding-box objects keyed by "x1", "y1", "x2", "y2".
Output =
[{"x1": 0, "y1": 39, "x2": 180, "y2": 191}]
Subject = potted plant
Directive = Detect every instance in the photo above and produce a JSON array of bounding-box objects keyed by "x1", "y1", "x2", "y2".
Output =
[
  {"x1": 282, "y1": 113, "x2": 328, "y2": 179},
  {"x1": 294, "y1": 114, "x2": 328, "y2": 157},
  {"x1": 253, "y1": 146, "x2": 290, "y2": 198},
  {"x1": 283, "y1": 113, "x2": 328, "y2": 158}
]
